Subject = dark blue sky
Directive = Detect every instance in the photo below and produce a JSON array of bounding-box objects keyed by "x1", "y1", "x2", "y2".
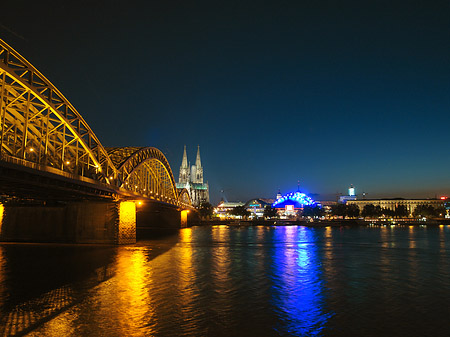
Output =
[{"x1": 2, "y1": 0, "x2": 450, "y2": 203}]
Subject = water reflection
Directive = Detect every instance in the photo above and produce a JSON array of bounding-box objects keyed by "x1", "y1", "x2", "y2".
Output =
[
  {"x1": 0, "y1": 244, "x2": 116, "y2": 336},
  {"x1": 112, "y1": 247, "x2": 156, "y2": 334},
  {"x1": 271, "y1": 226, "x2": 329, "y2": 336},
  {"x1": 176, "y1": 228, "x2": 198, "y2": 328},
  {"x1": 4, "y1": 226, "x2": 450, "y2": 336}
]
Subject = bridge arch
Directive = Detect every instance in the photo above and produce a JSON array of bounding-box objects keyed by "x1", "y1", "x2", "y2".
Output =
[
  {"x1": 178, "y1": 188, "x2": 193, "y2": 207},
  {"x1": 0, "y1": 39, "x2": 192, "y2": 208},
  {"x1": 108, "y1": 147, "x2": 180, "y2": 205},
  {"x1": 0, "y1": 39, "x2": 117, "y2": 183}
]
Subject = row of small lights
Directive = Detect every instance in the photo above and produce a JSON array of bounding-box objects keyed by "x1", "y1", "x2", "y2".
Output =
[
  {"x1": 28, "y1": 147, "x2": 100, "y2": 168},
  {"x1": 272, "y1": 191, "x2": 315, "y2": 207},
  {"x1": 28, "y1": 147, "x2": 186, "y2": 206}
]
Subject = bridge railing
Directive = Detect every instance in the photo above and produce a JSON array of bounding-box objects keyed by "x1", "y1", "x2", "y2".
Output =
[
  {"x1": 1, "y1": 154, "x2": 194, "y2": 208},
  {"x1": 0, "y1": 154, "x2": 114, "y2": 190}
]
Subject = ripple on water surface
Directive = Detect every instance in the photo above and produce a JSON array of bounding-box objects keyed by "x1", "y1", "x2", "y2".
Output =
[{"x1": 2, "y1": 225, "x2": 450, "y2": 336}]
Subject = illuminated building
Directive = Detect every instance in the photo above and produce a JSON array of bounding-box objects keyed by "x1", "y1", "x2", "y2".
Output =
[
  {"x1": 244, "y1": 198, "x2": 275, "y2": 218},
  {"x1": 339, "y1": 184, "x2": 357, "y2": 203},
  {"x1": 176, "y1": 146, "x2": 209, "y2": 207},
  {"x1": 272, "y1": 191, "x2": 316, "y2": 217},
  {"x1": 349, "y1": 185, "x2": 355, "y2": 196},
  {"x1": 347, "y1": 198, "x2": 445, "y2": 217},
  {"x1": 276, "y1": 189, "x2": 282, "y2": 200},
  {"x1": 214, "y1": 201, "x2": 245, "y2": 218}
]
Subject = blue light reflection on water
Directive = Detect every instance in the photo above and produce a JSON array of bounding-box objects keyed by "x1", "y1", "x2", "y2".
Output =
[
  {"x1": 270, "y1": 226, "x2": 332, "y2": 336},
  {"x1": 8, "y1": 225, "x2": 450, "y2": 336}
]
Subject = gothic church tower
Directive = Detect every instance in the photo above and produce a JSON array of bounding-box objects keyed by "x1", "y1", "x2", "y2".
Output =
[
  {"x1": 176, "y1": 145, "x2": 209, "y2": 207},
  {"x1": 179, "y1": 145, "x2": 190, "y2": 184},
  {"x1": 193, "y1": 145, "x2": 203, "y2": 183}
]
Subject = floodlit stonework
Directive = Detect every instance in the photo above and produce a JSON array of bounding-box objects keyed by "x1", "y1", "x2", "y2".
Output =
[
  {"x1": 118, "y1": 201, "x2": 136, "y2": 244},
  {"x1": 176, "y1": 146, "x2": 209, "y2": 207}
]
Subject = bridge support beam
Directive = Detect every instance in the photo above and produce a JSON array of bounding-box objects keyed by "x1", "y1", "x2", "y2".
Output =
[{"x1": 0, "y1": 201, "x2": 137, "y2": 244}]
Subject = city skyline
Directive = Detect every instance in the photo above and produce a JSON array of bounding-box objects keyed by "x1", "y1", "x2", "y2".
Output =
[{"x1": 2, "y1": 1, "x2": 450, "y2": 203}]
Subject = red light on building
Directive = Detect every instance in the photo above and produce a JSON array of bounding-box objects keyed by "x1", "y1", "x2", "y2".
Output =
[{"x1": 440, "y1": 196, "x2": 447, "y2": 200}]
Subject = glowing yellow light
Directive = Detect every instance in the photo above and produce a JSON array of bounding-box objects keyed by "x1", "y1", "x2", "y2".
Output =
[
  {"x1": 114, "y1": 248, "x2": 155, "y2": 333},
  {"x1": 0, "y1": 203, "x2": 3, "y2": 233},
  {"x1": 118, "y1": 201, "x2": 136, "y2": 244},
  {"x1": 181, "y1": 209, "x2": 189, "y2": 227},
  {"x1": 137, "y1": 201, "x2": 142, "y2": 206},
  {"x1": 29, "y1": 147, "x2": 34, "y2": 152},
  {"x1": 66, "y1": 161, "x2": 70, "y2": 165},
  {"x1": 109, "y1": 176, "x2": 113, "y2": 180}
]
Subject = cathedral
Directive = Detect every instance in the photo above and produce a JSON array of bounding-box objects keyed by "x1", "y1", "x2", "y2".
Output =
[{"x1": 176, "y1": 146, "x2": 210, "y2": 207}]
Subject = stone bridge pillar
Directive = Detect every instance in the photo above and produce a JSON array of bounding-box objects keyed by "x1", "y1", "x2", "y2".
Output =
[
  {"x1": 0, "y1": 200, "x2": 192, "y2": 244},
  {"x1": 117, "y1": 201, "x2": 136, "y2": 244}
]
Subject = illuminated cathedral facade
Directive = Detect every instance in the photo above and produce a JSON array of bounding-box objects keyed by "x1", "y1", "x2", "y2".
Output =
[{"x1": 176, "y1": 146, "x2": 210, "y2": 207}]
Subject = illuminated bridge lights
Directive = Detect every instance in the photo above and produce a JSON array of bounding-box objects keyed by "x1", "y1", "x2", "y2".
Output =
[{"x1": 0, "y1": 39, "x2": 194, "y2": 209}]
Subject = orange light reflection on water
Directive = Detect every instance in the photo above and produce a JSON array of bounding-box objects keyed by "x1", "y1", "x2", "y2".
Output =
[
  {"x1": 407, "y1": 226, "x2": 418, "y2": 284},
  {"x1": 211, "y1": 226, "x2": 231, "y2": 286},
  {"x1": 109, "y1": 247, "x2": 156, "y2": 335},
  {"x1": 178, "y1": 228, "x2": 194, "y2": 295}
]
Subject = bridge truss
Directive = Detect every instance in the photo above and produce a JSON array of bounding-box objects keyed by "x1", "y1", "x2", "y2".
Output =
[{"x1": 0, "y1": 39, "x2": 191, "y2": 208}]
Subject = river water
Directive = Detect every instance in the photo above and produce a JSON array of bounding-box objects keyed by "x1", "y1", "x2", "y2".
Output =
[{"x1": 1, "y1": 225, "x2": 450, "y2": 336}]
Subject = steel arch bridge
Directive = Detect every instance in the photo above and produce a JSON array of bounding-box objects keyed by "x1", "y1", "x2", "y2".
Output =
[{"x1": 0, "y1": 39, "x2": 191, "y2": 208}]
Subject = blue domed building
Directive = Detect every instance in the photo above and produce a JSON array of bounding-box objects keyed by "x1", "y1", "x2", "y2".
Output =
[{"x1": 272, "y1": 191, "x2": 316, "y2": 217}]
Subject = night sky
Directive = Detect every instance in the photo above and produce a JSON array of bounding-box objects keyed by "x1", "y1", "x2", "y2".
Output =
[{"x1": 2, "y1": 1, "x2": 450, "y2": 203}]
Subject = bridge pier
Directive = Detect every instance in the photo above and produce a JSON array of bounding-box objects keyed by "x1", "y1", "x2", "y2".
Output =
[
  {"x1": 135, "y1": 202, "x2": 187, "y2": 237},
  {"x1": 0, "y1": 201, "x2": 137, "y2": 244},
  {"x1": 117, "y1": 201, "x2": 137, "y2": 244},
  {"x1": 0, "y1": 200, "x2": 191, "y2": 244}
]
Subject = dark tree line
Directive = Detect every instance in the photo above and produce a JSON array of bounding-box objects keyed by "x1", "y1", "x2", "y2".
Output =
[
  {"x1": 412, "y1": 204, "x2": 446, "y2": 218},
  {"x1": 199, "y1": 202, "x2": 214, "y2": 218},
  {"x1": 361, "y1": 204, "x2": 409, "y2": 218},
  {"x1": 359, "y1": 203, "x2": 446, "y2": 218},
  {"x1": 302, "y1": 205, "x2": 325, "y2": 218},
  {"x1": 231, "y1": 205, "x2": 251, "y2": 218},
  {"x1": 263, "y1": 205, "x2": 278, "y2": 218},
  {"x1": 330, "y1": 204, "x2": 360, "y2": 218}
]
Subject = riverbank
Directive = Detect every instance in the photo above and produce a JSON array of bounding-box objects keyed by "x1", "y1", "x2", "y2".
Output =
[{"x1": 195, "y1": 218, "x2": 450, "y2": 227}]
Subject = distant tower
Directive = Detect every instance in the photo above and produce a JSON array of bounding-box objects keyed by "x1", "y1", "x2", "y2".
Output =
[
  {"x1": 179, "y1": 145, "x2": 190, "y2": 184},
  {"x1": 349, "y1": 184, "x2": 355, "y2": 197},
  {"x1": 194, "y1": 145, "x2": 203, "y2": 183},
  {"x1": 276, "y1": 189, "x2": 282, "y2": 200}
]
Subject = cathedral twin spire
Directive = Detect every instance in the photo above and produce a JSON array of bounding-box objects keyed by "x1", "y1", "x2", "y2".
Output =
[
  {"x1": 179, "y1": 145, "x2": 203, "y2": 184},
  {"x1": 177, "y1": 145, "x2": 209, "y2": 206}
]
